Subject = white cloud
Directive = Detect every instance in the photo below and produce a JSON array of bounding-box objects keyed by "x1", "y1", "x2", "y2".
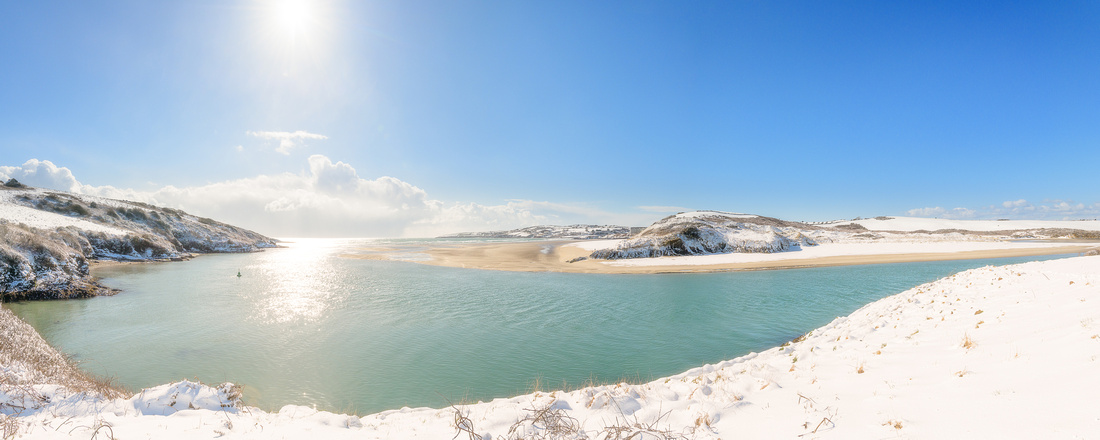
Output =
[
  {"x1": 946, "y1": 207, "x2": 976, "y2": 219},
  {"x1": 909, "y1": 199, "x2": 1100, "y2": 221},
  {"x1": 0, "y1": 159, "x2": 85, "y2": 193},
  {"x1": 1048, "y1": 200, "x2": 1085, "y2": 212},
  {"x1": 3, "y1": 156, "x2": 621, "y2": 238},
  {"x1": 246, "y1": 130, "x2": 328, "y2": 155},
  {"x1": 907, "y1": 206, "x2": 946, "y2": 217},
  {"x1": 905, "y1": 206, "x2": 976, "y2": 219},
  {"x1": 1002, "y1": 199, "x2": 1030, "y2": 209}
]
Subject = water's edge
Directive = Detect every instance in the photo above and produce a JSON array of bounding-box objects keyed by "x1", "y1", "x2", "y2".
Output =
[{"x1": 4, "y1": 240, "x2": 1084, "y2": 414}]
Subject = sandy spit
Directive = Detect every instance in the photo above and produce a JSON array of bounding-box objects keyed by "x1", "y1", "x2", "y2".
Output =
[{"x1": 346, "y1": 240, "x2": 1100, "y2": 274}]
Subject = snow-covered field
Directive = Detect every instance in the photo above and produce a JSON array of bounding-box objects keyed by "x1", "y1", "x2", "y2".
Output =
[{"x1": 3, "y1": 255, "x2": 1098, "y2": 438}]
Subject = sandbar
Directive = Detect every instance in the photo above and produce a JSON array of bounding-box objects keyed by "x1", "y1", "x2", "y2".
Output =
[{"x1": 346, "y1": 240, "x2": 1100, "y2": 274}]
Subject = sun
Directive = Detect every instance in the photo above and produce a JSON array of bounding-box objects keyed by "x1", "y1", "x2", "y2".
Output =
[{"x1": 272, "y1": 0, "x2": 314, "y2": 41}]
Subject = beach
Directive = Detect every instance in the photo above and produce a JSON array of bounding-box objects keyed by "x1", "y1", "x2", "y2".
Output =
[{"x1": 349, "y1": 239, "x2": 1100, "y2": 274}]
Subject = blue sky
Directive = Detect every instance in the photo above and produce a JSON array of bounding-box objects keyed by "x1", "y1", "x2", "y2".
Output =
[{"x1": 2, "y1": 1, "x2": 1098, "y2": 237}]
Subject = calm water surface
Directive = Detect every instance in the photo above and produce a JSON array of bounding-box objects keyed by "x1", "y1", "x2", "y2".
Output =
[{"x1": 4, "y1": 239, "x2": 1075, "y2": 414}]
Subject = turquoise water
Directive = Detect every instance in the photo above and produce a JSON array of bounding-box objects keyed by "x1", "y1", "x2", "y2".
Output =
[{"x1": 3, "y1": 239, "x2": 1078, "y2": 414}]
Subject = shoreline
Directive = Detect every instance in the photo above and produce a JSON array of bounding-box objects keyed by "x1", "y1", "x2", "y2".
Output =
[
  {"x1": 1, "y1": 254, "x2": 1096, "y2": 437},
  {"x1": 347, "y1": 239, "x2": 1100, "y2": 274}
]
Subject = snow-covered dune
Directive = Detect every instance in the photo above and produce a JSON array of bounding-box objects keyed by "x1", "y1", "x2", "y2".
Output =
[
  {"x1": 830, "y1": 216, "x2": 1100, "y2": 234},
  {"x1": 2, "y1": 254, "x2": 1096, "y2": 438},
  {"x1": 589, "y1": 211, "x2": 821, "y2": 259},
  {"x1": 583, "y1": 211, "x2": 1100, "y2": 264}
]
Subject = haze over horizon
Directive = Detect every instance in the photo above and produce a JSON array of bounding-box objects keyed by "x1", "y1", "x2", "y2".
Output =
[{"x1": 2, "y1": 1, "x2": 1098, "y2": 237}]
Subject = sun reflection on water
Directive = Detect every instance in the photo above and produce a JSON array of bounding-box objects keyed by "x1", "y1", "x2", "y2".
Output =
[{"x1": 249, "y1": 239, "x2": 347, "y2": 325}]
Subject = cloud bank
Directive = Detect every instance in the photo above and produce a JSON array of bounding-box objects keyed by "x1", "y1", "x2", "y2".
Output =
[
  {"x1": 0, "y1": 159, "x2": 86, "y2": 193},
  {"x1": 14, "y1": 157, "x2": 1092, "y2": 237},
  {"x1": 907, "y1": 199, "x2": 1100, "y2": 221},
  {"x1": 0, "y1": 157, "x2": 625, "y2": 238}
]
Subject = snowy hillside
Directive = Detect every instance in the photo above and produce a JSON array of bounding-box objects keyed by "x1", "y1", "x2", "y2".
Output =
[
  {"x1": 825, "y1": 216, "x2": 1100, "y2": 235},
  {"x1": 440, "y1": 224, "x2": 636, "y2": 240},
  {"x1": 589, "y1": 211, "x2": 824, "y2": 259},
  {"x1": 0, "y1": 182, "x2": 276, "y2": 300},
  {"x1": 587, "y1": 211, "x2": 1100, "y2": 261}
]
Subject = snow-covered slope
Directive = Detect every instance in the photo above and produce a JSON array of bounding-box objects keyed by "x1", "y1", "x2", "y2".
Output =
[
  {"x1": 828, "y1": 216, "x2": 1100, "y2": 234},
  {"x1": 586, "y1": 211, "x2": 1100, "y2": 261},
  {"x1": 440, "y1": 224, "x2": 636, "y2": 240},
  {"x1": 0, "y1": 185, "x2": 276, "y2": 299},
  {"x1": 2, "y1": 255, "x2": 1097, "y2": 438},
  {"x1": 590, "y1": 211, "x2": 823, "y2": 259}
]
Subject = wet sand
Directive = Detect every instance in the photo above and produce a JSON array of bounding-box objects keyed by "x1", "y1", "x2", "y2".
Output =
[{"x1": 345, "y1": 241, "x2": 1100, "y2": 274}]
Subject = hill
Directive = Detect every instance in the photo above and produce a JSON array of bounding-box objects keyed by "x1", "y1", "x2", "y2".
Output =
[
  {"x1": 587, "y1": 211, "x2": 1100, "y2": 260},
  {"x1": 0, "y1": 184, "x2": 276, "y2": 300},
  {"x1": 439, "y1": 224, "x2": 636, "y2": 240}
]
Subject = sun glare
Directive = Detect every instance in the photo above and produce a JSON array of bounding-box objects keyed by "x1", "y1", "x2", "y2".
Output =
[{"x1": 273, "y1": 0, "x2": 314, "y2": 41}]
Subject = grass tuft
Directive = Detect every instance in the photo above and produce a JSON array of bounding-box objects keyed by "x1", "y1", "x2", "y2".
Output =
[
  {"x1": 0, "y1": 308, "x2": 126, "y2": 399},
  {"x1": 962, "y1": 333, "x2": 976, "y2": 350}
]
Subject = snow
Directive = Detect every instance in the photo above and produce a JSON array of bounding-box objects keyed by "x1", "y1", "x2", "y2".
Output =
[
  {"x1": 590, "y1": 211, "x2": 818, "y2": 259},
  {"x1": 672, "y1": 210, "x2": 758, "y2": 219},
  {"x1": 831, "y1": 216, "x2": 1100, "y2": 232},
  {"x1": 441, "y1": 224, "x2": 632, "y2": 240},
  {"x1": 0, "y1": 190, "x2": 125, "y2": 235},
  {"x1": 4, "y1": 255, "x2": 1099, "y2": 438},
  {"x1": 587, "y1": 241, "x2": 1079, "y2": 267},
  {"x1": 1, "y1": 186, "x2": 276, "y2": 298},
  {"x1": 574, "y1": 211, "x2": 1100, "y2": 265}
]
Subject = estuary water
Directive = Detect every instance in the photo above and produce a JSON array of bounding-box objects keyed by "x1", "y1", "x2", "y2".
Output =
[{"x1": 4, "y1": 239, "x2": 1075, "y2": 414}]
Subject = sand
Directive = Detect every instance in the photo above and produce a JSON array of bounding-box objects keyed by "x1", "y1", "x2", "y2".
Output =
[{"x1": 346, "y1": 240, "x2": 1100, "y2": 274}]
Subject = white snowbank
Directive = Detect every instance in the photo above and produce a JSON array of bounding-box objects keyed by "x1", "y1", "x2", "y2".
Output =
[{"x1": 3, "y1": 255, "x2": 1098, "y2": 438}]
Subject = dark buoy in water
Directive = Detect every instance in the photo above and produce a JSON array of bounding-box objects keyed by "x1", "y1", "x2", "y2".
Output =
[{"x1": 237, "y1": 269, "x2": 242, "y2": 278}]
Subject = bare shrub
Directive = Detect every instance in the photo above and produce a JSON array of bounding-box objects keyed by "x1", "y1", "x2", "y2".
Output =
[
  {"x1": 594, "y1": 410, "x2": 688, "y2": 440},
  {"x1": 1, "y1": 415, "x2": 20, "y2": 440},
  {"x1": 451, "y1": 403, "x2": 480, "y2": 440},
  {"x1": 506, "y1": 400, "x2": 583, "y2": 440},
  {"x1": 0, "y1": 308, "x2": 126, "y2": 400}
]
